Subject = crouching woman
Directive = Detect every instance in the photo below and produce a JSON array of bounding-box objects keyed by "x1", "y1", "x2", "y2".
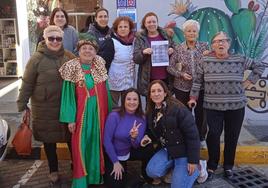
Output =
[{"x1": 143, "y1": 80, "x2": 200, "y2": 188}]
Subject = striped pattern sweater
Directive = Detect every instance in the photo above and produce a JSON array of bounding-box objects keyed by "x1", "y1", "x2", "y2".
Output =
[{"x1": 190, "y1": 54, "x2": 264, "y2": 111}]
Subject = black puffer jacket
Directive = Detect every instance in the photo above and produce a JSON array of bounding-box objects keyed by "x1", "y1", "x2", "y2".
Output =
[
  {"x1": 147, "y1": 99, "x2": 200, "y2": 164},
  {"x1": 87, "y1": 23, "x2": 114, "y2": 71}
]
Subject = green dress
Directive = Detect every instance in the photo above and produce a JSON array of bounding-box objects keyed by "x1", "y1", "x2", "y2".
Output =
[{"x1": 60, "y1": 64, "x2": 112, "y2": 187}]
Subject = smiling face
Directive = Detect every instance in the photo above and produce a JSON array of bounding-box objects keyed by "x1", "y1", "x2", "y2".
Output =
[
  {"x1": 124, "y1": 91, "x2": 140, "y2": 114},
  {"x1": 150, "y1": 83, "x2": 167, "y2": 107},
  {"x1": 211, "y1": 33, "x2": 231, "y2": 56},
  {"x1": 45, "y1": 31, "x2": 63, "y2": 51},
  {"x1": 95, "y1": 10, "x2": 109, "y2": 28},
  {"x1": 53, "y1": 11, "x2": 66, "y2": 28},
  {"x1": 144, "y1": 15, "x2": 158, "y2": 34},
  {"x1": 79, "y1": 44, "x2": 97, "y2": 63},
  {"x1": 184, "y1": 24, "x2": 199, "y2": 43},
  {"x1": 117, "y1": 20, "x2": 130, "y2": 38}
]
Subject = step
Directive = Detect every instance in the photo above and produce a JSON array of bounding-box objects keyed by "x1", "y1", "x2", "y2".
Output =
[{"x1": 40, "y1": 144, "x2": 268, "y2": 164}]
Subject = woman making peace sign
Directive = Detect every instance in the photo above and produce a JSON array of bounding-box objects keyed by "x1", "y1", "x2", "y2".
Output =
[{"x1": 103, "y1": 88, "x2": 152, "y2": 188}]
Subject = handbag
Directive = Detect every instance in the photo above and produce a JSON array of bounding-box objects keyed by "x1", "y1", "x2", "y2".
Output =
[{"x1": 12, "y1": 110, "x2": 32, "y2": 155}]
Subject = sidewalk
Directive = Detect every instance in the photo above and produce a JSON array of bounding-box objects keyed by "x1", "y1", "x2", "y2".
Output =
[{"x1": 1, "y1": 81, "x2": 268, "y2": 187}]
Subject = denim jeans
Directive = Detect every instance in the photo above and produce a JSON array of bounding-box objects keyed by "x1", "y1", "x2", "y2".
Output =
[{"x1": 146, "y1": 149, "x2": 199, "y2": 188}]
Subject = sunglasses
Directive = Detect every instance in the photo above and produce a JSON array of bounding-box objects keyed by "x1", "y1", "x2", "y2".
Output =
[{"x1": 47, "y1": 36, "x2": 63, "y2": 42}]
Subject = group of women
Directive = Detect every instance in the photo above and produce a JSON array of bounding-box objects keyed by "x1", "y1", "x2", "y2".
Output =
[{"x1": 17, "y1": 6, "x2": 264, "y2": 188}]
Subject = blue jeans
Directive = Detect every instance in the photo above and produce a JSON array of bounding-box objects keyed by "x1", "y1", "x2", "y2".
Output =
[{"x1": 146, "y1": 149, "x2": 199, "y2": 188}]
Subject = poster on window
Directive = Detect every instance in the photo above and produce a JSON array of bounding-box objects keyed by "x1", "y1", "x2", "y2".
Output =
[
  {"x1": 117, "y1": 0, "x2": 136, "y2": 8},
  {"x1": 151, "y1": 40, "x2": 169, "y2": 67},
  {"x1": 117, "y1": 9, "x2": 137, "y2": 23}
]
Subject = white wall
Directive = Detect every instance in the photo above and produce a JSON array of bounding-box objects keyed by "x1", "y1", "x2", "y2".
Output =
[{"x1": 15, "y1": 0, "x2": 30, "y2": 75}]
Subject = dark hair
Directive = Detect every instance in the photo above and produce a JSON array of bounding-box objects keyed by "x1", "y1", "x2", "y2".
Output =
[
  {"x1": 141, "y1": 12, "x2": 158, "y2": 30},
  {"x1": 49, "y1": 8, "x2": 69, "y2": 28},
  {"x1": 118, "y1": 88, "x2": 144, "y2": 118},
  {"x1": 146, "y1": 80, "x2": 184, "y2": 114},
  {"x1": 95, "y1": 8, "x2": 109, "y2": 17},
  {"x1": 112, "y1": 16, "x2": 134, "y2": 34}
]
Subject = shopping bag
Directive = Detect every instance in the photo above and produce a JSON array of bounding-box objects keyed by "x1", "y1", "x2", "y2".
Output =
[{"x1": 12, "y1": 110, "x2": 32, "y2": 155}]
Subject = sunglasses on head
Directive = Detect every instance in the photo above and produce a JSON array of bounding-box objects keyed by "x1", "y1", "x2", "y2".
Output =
[{"x1": 47, "y1": 36, "x2": 63, "y2": 42}]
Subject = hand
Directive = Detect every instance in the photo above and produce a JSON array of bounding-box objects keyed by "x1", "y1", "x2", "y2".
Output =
[
  {"x1": 188, "y1": 163, "x2": 197, "y2": 176},
  {"x1": 111, "y1": 162, "x2": 124, "y2": 180},
  {"x1": 243, "y1": 80, "x2": 252, "y2": 89},
  {"x1": 168, "y1": 47, "x2": 174, "y2": 55},
  {"x1": 143, "y1": 48, "x2": 153, "y2": 55},
  {"x1": 129, "y1": 120, "x2": 141, "y2": 140},
  {"x1": 203, "y1": 50, "x2": 215, "y2": 56},
  {"x1": 140, "y1": 135, "x2": 152, "y2": 147},
  {"x1": 182, "y1": 73, "x2": 192, "y2": 80},
  {"x1": 187, "y1": 99, "x2": 197, "y2": 108},
  {"x1": 68, "y1": 123, "x2": 76, "y2": 134}
]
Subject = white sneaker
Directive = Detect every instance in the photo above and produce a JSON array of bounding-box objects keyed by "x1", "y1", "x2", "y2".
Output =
[
  {"x1": 200, "y1": 140, "x2": 207, "y2": 149},
  {"x1": 197, "y1": 160, "x2": 208, "y2": 184}
]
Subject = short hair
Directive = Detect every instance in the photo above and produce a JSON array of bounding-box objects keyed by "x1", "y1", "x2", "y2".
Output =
[
  {"x1": 211, "y1": 31, "x2": 232, "y2": 44},
  {"x1": 43, "y1": 25, "x2": 64, "y2": 38},
  {"x1": 95, "y1": 8, "x2": 109, "y2": 17},
  {"x1": 112, "y1": 16, "x2": 134, "y2": 33},
  {"x1": 141, "y1": 12, "x2": 158, "y2": 30},
  {"x1": 49, "y1": 8, "x2": 69, "y2": 28},
  {"x1": 182, "y1": 19, "x2": 200, "y2": 32}
]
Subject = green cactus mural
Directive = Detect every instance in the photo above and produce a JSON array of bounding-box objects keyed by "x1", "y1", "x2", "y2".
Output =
[{"x1": 169, "y1": 0, "x2": 267, "y2": 57}]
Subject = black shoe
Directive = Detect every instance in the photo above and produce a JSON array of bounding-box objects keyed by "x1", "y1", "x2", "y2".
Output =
[
  {"x1": 224, "y1": 169, "x2": 234, "y2": 180},
  {"x1": 207, "y1": 170, "x2": 214, "y2": 181}
]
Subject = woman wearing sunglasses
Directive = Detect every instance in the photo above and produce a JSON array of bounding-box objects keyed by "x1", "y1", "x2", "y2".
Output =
[{"x1": 17, "y1": 25, "x2": 76, "y2": 183}]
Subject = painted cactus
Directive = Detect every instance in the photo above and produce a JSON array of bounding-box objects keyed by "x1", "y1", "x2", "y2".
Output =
[{"x1": 170, "y1": 0, "x2": 259, "y2": 53}]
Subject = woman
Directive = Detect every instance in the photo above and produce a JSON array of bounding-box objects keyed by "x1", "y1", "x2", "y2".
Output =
[
  {"x1": 133, "y1": 12, "x2": 174, "y2": 97},
  {"x1": 59, "y1": 39, "x2": 112, "y2": 187},
  {"x1": 87, "y1": 8, "x2": 114, "y2": 71},
  {"x1": 109, "y1": 16, "x2": 136, "y2": 107},
  {"x1": 142, "y1": 80, "x2": 200, "y2": 188},
  {"x1": 104, "y1": 88, "x2": 150, "y2": 188},
  {"x1": 167, "y1": 19, "x2": 209, "y2": 147},
  {"x1": 49, "y1": 8, "x2": 78, "y2": 53},
  {"x1": 188, "y1": 32, "x2": 264, "y2": 180},
  {"x1": 17, "y1": 25, "x2": 76, "y2": 183}
]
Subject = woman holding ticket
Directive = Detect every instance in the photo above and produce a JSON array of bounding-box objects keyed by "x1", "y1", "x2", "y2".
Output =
[{"x1": 133, "y1": 12, "x2": 174, "y2": 97}]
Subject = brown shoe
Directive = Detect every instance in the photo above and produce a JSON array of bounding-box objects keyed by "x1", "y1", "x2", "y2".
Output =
[{"x1": 48, "y1": 172, "x2": 59, "y2": 183}]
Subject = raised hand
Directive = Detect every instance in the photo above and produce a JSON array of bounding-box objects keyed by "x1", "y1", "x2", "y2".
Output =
[{"x1": 129, "y1": 120, "x2": 141, "y2": 140}]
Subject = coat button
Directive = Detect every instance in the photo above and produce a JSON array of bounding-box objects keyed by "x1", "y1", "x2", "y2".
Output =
[
  {"x1": 176, "y1": 141, "x2": 179, "y2": 144},
  {"x1": 171, "y1": 131, "x2": 173, "y2": 134}
]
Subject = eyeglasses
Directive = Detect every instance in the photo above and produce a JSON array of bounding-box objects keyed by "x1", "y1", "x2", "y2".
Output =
[
  {"x1": 212, "y1": 39, "x2": 230, "y2": 44},
  {"x1": 47, "y1": 36, "x2": 63, "y2": 42}
]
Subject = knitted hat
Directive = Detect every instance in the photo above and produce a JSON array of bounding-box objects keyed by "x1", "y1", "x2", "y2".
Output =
[
  {"x1": 77, "y1": 39, "x2": 99, "y2": 52},
  {"x1": 43, "y1": 25, "x2": 64, "y2": 38}
]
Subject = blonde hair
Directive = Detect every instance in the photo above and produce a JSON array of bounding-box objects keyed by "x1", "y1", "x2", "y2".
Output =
[{"x1": 43, "y1": 25, "x2": 64, "y2": 38}]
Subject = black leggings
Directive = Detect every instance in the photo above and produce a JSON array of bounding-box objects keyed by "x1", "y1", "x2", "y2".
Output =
[
  {"x1": 104, "y1": 144, "x2": 155, "y2": 188},
  {"x1": 43, "y1": 142, "x2": 71, "y2": 173}
]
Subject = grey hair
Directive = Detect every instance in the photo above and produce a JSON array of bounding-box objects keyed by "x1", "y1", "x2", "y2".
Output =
[
  {"x1": 182, "y1": 19, "x2": 200, "y2": 32},
  {"x1": 211, "y1": 31, "x2": 232, "y2": 44}
]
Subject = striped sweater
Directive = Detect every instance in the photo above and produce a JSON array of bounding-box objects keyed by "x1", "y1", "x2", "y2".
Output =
[{"x1": 190, "y1": 54, "x2": 264, "y2": 111}]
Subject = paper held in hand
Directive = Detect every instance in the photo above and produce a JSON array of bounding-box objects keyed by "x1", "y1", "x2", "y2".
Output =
[{"x1": 151, "y1": 40, "x2": 169, "y2": 67}]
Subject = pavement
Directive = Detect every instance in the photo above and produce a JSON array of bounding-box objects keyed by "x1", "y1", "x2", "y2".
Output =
[{"x1": 1, "y1": 79, "x2": 268, "y2": 188}]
